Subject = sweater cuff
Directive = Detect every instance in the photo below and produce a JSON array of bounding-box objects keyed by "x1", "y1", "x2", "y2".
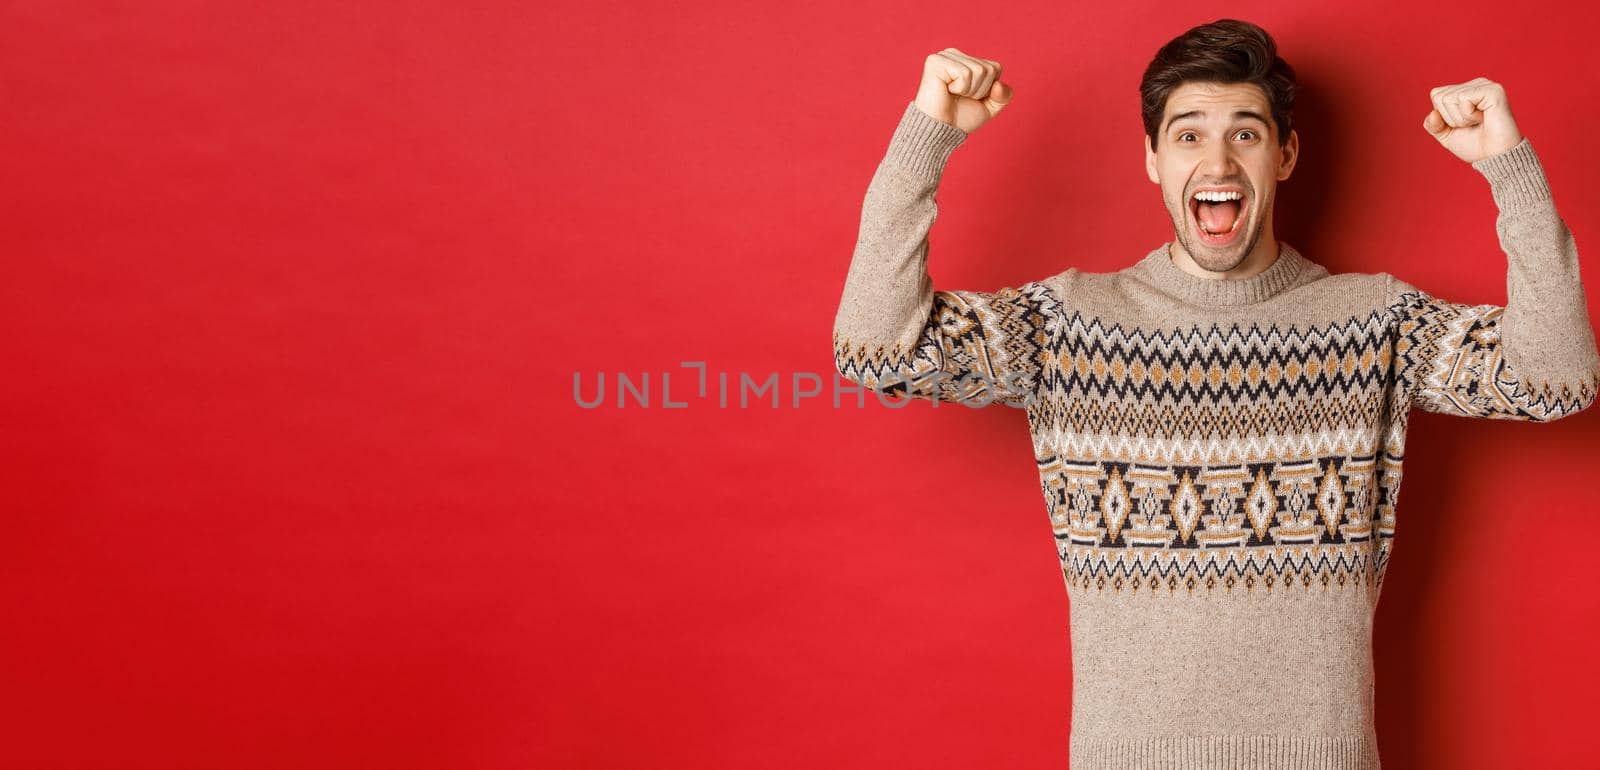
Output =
[
  {"x1": 882, "y1": 101, "x2": 968, "y2": 183},
  {"x1": 1470, "y1": 136, "x2": 1553, "y2": 211}
]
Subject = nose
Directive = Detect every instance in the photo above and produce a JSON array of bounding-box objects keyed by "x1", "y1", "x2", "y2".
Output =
[
  {"x1": 1200, "y1": 139, "x2": 1238, "y2": 179},
  {"x1": 1201, "y1": 142, "x2": 1237, "y2": 177}
]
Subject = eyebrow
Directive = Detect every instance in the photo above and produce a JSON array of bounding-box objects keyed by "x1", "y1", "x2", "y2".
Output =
[{"x1": 1164, "y1": 109, "x2": 1270, "y2": 133}]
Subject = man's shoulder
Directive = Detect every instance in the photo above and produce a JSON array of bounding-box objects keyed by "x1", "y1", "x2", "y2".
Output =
[
  {"x1": 1286, "y1": 267, "x2": 1396, "y2": 319},
  {"x1": 1308, "y1": 266, "x2": 1390, "y2": 291}
]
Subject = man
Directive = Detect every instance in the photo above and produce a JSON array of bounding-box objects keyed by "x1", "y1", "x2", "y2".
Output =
[{"x1": 831, "y1": 18, "x2": 1600, "y2": 769}]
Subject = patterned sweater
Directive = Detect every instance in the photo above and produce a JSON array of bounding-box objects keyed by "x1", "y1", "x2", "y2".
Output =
[{"x1": 832, "y1": 101, "x2": 1600, "y2": 769}]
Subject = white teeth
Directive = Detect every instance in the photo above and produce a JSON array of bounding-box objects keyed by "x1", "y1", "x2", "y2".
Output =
[{"x1": 1193, "y1": 189, "x2": 1245, "y2": 236}]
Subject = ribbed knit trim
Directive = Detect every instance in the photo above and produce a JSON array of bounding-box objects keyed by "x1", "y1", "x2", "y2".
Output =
[
  {"x1": 1470, "y1": 136, "x2": 1552, "y2": 211},
  {"x1": 881, "y1": 100, "x2": 967, "y2": 182},
  {"x1": 1131, "y1": 240, "x2": 1313, "y2": 307},
  {"x1": 1070, "y1": 734, "x2": 1379, "y2": 769}
]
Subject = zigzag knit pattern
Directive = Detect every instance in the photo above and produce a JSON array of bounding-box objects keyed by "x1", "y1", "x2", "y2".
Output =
[
  {"x1": 830, "y1": 100, "x2": 1600, "y2": 769},
  {"x1": 1395, "y1": 290, "x2": 1600, "y2": 418},
  {"x1": 830, "y1": 282, "x2": 1057, "y2": 407},
  {"x1": 836, "y1": 283, "x2": 1600, "y2": 596}
]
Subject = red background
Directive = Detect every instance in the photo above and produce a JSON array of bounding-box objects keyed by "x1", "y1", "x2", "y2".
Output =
[{"x1": 4, "y1": 2, "x2": 1598, "y2": 768}]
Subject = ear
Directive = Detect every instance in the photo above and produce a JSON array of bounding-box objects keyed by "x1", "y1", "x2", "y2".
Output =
[
  {"x1": 1145, "y1": 134, "x2": 1159, "y2": 185},
  {"x1": 1276, "y1": 128, "x2": 1299, "y2": 181}
]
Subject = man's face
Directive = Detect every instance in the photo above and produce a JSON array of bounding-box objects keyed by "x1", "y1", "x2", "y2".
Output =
[{"x1": 1145, "y1": 81, "x2": 1298, "y2": 273}]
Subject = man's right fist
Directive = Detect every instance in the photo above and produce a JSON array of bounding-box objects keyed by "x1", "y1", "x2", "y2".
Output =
[{"x1": 914, "y1": 48, "x2": 1013, "y2": 134}]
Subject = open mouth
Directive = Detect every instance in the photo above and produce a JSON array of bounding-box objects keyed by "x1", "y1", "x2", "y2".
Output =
[{"x1": 1189, "y1": 189, "x2": 1247, "y2": 246}]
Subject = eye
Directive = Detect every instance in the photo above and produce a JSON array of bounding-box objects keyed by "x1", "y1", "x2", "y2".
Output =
[
  {"x1": 1178, "y1": 131, "x2": 1197, "y2": 142},
  {"x1": 1236, "y1": 129, "x2": 1258, "y2": 141}
]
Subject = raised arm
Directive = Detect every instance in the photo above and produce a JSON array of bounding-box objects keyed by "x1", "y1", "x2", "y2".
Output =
[
  {"x1": 831, "y1": 99, "x2": 1057, "y2": 408},
  {"x1": 1390, "y1": 135, "x2": 1600, "y2": 421}
]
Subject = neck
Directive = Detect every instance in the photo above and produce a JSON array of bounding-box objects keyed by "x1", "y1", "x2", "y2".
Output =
[
  {"x1": 1168, "y1": 227, "x2": 1281, "y2": 280},
  {"x1": 1134, "y1": 236, "x2": 1313, "y2": 307}
]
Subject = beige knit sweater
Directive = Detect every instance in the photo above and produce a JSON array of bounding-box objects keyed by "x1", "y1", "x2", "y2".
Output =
[{"x1": 832, "y1": 101, "x2": 1600, "y2": 769}]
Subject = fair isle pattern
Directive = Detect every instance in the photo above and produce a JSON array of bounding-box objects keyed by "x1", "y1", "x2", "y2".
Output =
[
  {"x1": 1393, "y1": 289, "x2": 1600, "y2": 419},
  {"x1": 1046, "y1": 454, "x2": 1399, "y2": 595},
  {"x1": 831, "y1": 280, "x2": 1062, "y2": 407},
  {"x1": 1028, "y1": 308, "x2": 1406, "y2": 596},
  {"x1": 1031, "y1": 310, "x2": 1401, "y2": 436},
  {"x1": 838, "y1": 282, "x2": 1600, "y2": 597},
  {"x1": 833, "y1": 102, "x2": 1599, "y2": 766}
]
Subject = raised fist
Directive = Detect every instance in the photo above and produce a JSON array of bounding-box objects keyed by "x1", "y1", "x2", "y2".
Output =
[
  {"x1": 914, "y1": 48, "x2": 1014, "y2": 135},
  {"x1": 1422, "y1": 77, "x2": 1524, "y2": 164}
]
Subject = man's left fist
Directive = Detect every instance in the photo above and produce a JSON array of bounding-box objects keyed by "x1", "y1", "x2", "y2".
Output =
[{"x1": 1423, "y1": 77, "x2": 1524, "y2": 163}]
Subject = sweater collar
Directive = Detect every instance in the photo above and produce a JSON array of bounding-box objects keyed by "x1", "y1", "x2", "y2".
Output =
[{"x1": 1132, "y1": 240, "x2": 1311, "y2": 306}]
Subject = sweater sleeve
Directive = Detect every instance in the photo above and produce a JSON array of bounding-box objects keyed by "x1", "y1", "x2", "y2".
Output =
[
  {"x1": 1388, "y1": 137, "x2": 1600, "y2": 421},
  {"x1": 831, "y1": 101, "x2": 1056, "y2": 409}
]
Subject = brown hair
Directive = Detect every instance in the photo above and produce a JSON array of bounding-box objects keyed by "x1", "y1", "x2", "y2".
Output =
[{"x1": 1139, "y1": 19, "x2": 1298, "y2": 149}]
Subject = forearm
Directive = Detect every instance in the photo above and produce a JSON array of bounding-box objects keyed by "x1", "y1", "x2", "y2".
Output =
[
  {"x1": 1472, "y1": 138, "x2": 1600, "y2": 400},
  {"x1": 830, "y1": 102, "x2": 1049, "y2": 407},
  {"x1": 833, "y1": 101, "x2": 967, "y2": 354}
]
